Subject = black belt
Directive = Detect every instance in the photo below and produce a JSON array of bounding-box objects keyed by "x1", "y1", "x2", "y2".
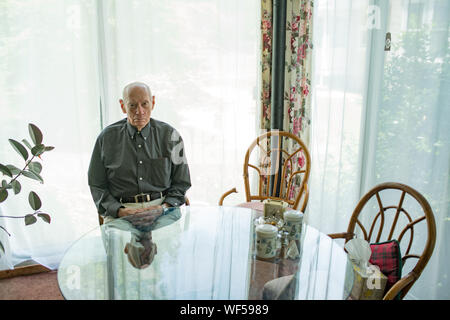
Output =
[{"x1": 120, "y1": 191, "x2": 168, "y2": 204}]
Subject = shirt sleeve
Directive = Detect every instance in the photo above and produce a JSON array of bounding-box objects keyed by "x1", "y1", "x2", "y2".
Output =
[
  {"x1": 88, "y1": 136, "x2": 123, "y2": 218},
  {"x1": 164, "y1": 132, "x2": 192, "y2": 207}
]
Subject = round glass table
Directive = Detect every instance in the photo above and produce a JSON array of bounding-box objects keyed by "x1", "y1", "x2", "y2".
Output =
[{"x1": 57, "y1": 206, "x2": 353, "y2": 300}]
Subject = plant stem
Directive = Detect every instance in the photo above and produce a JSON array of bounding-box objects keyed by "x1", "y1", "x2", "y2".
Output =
[
  {"x1": 0, "y1": 155, "x2": 36, "y2": 193},
  {"x1": 8, "y1": 155, "x2": 36, "y2": 186},
  {"x1": 0, "y1": 211, "x2": 41, "y2": 238},
  {"x1": 0, "y1": 210, "x2": 41, "y2": 219},
  {"x1": 0, "y1": 225, "x2": 11, "y2": 237}
]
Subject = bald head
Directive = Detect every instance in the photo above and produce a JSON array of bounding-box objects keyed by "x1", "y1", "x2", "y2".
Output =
[{"x1": 122, "y1": 82, "x2": 152, "y2": 103}]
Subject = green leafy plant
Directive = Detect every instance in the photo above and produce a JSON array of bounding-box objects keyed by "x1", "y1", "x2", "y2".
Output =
[{"x1": 0, "y1": 123, "x2": 54, "y2": 256}]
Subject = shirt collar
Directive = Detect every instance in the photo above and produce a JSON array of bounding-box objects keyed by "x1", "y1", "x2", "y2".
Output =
[{"x1": 126, "y1": 120, "x2": 151, "y2": 140}]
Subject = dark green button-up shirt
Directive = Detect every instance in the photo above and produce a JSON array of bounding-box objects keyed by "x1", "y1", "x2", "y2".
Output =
[{"x1": 88, "y1": 118, "x2": 191, "y2": 218}]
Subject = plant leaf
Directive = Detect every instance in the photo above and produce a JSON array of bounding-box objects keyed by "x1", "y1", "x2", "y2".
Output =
[
  {"x1": 31, "y1": 144, "x2": 45, "y2": 157},
  {"x1": 1, "y1": 180, "x2": 12, "y2": 191},
  {"x1": 37, "y1": 213, "x2": 51, "y2": 224},
  {"x1": 44, "y1": 146, "x2": 55, "y2": 152},
  {"x1": 0, "y1": 188, "x2": 7, "y2": 203},
  {"x1": 28, "y1": 123, "x2": 43, "y2": 145},
  {"x1": 5, "y1": 164, "x2": 21, "y2": 175},
  {"x1": 8, "y1": 139, "x2": 29, "y2": 161},
  {"x1": 11, "y1": 180, "x2": 21, "y2": 195},
  {"x1": 28, "y1": 191, "x2": 42, "y2": 210},
  {"x1": 22, "y1": 139, "x2": 33, "y2": 150},
  {"x1": 24, "y1": 214, "x2": 37, "y2": 226},
  {"x1": 22, "y1": 170, "x2": 44, "y2": 183},
  {"x1": 0, "y1": 163, "x2": 12, "y2": 177},
  {"x1": 28, "y1": 161, "x2": 42, "y2": 174}
]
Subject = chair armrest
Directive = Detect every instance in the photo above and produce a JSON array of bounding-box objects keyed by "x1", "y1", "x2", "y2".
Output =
[
  {"x1": 218, "y1": 188, "x2": 238, "y2": 205},
  {"x1": 327, "y1": 232, "x2": 354, "y2": 241},
  {"x1": 383, "y1": 272, "x2": 417, "y2": 300}
]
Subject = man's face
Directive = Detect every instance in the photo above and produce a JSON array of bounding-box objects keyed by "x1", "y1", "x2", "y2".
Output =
[{"x1": 120, "y1": 85, "x2": 154, "y2": 131}]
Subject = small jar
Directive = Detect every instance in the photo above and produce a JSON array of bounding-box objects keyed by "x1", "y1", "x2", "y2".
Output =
[
  {"x1": 283, "y1": 210, "x2": 303, "y2": 241},
  {"x1": 255, "y1": 224, "x2": 278, "y2": 259}
]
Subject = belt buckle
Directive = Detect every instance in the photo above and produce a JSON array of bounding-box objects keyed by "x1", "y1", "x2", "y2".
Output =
[{"x1": 134, "y1": 193, "x2": 148, "y2": 203}]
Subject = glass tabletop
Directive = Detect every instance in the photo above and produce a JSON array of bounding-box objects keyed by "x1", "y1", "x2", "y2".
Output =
[{"x1": 57, "y1": 206, "x2": 354, "y2": 300}]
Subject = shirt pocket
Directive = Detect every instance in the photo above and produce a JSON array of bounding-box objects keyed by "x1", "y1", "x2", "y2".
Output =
[{"x1": 144, "y1": 157, "x2": 171, "y2": 188}]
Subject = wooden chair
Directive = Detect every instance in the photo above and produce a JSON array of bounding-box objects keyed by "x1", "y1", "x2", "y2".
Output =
[
  {"x1": 219, "y1": 131, "x2": 311, "y2": 212},
  {"x1": 328, "y1": 182, "x2": 436, "y2": 300}
]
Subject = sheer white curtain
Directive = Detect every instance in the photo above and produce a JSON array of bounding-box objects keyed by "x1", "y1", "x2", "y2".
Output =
[
  {"x1": 0, "y1": 0, "x2": 260, "y2": 270},
  {"x1": 0, "y1": 0, "x2": 101, "y2": 269},
  {"x1": 97, "y1": 0, "x2": 260, "y2": 207},
  {"x1": 308, "y1": 0, "x2": 450, "y2": 299},
  {"x1": 307, "y1": 0, "x2": 370, "y2": 234},
  {"x1": 364, "y1": 0, "x2": 450, "y2": 300}
]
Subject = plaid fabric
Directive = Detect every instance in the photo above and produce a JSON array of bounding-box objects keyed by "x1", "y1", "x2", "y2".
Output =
[{"x1": 369, "y1": 240, "x2": 402, "y2": 295}]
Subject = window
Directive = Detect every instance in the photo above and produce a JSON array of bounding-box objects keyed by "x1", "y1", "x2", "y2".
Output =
[{"x1": 0, "y1": 0, "x2": 260, "y2": 270}]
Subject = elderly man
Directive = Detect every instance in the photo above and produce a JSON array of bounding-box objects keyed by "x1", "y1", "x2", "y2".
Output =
[{"x1": 88, "y1": 82, "x2": 191, "y2": 222}]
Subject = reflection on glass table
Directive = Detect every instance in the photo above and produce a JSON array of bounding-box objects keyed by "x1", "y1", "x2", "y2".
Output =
[{"x1": 57, "y1": 206, "x2": 353, "y2": 300}]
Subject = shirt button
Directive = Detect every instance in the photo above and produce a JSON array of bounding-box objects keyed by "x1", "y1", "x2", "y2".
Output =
[
  {"x1": 139, "y1": 161, "x2": 143, "y2": 164},
  {"x1": 139, "y1": 177, "x2": 143, "y2": 181},
  {"x1": 144, "y1": 137, "x2": 147, "y2": 140},
  {"x1": 138, "y1": 144, "x2": 142, "y2": 148}
]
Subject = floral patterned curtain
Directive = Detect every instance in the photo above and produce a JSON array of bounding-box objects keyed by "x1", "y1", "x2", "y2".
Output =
[
  {"x1": 260, "y1": 0, "x2": 273, "y2": 131},
  {"x1": 283, "y1": 0, "x2": 313, "y2": 146},
  {"x1": 259, "y1": 0, "x2": 314, "y2": 199},
  {"x1": 260, "y1": 0, "x2": 313, "y2": 143}
]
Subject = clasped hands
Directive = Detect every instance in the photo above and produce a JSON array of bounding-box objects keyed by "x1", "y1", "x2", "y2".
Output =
[
  {"x1": 118, "y1": 204, "x2": 168, "y2": 226},
  {"x1": 118, "y1": 205, "x2": 164, "y2": 218}
]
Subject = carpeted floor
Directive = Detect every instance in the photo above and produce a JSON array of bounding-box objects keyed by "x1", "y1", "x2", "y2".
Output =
[{"x1": 0, "y1": 271, "x2": 64, "y2": 300}]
